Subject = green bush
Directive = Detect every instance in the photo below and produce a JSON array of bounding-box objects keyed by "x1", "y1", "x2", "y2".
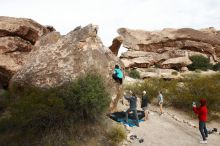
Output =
[
  {"x1": 126, "y1": 69, "x2": 140, "y2": 79},
  {"x1": 188, "y1": 55, "x2": 213, "y2": 71},
  {"x1": 0, "y1": 72, "x2": 111, "y2": 145},
  {"x1": 125, "y1": 74, "x2": 220, "y2": 121},
  {"x1": 58, "y1": 72, "x2": 110, "y2": 121},
  {"x1": 171, "y1": 71, "x2": 178, "y2": 76},
  {"x1": 195, "y1": 69, "x2": 202, "y2": 73},
  {"x1": 213, "y1": 62, "x2": 220, "y2": 71},
  {"x1": 106, "y1": 125, "x2": 126, "y2": 145},
  {"x1": 126, "y1": 78, "x2": 178, "y2": 103},
  {"x1": 0, "y1": 89, "x2": 10, "y2": 111}
]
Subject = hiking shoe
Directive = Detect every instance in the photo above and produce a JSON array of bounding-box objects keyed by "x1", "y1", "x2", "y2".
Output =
[
  {"x1": 200, "y1": 140, "x2": 207, "y2": 144},
  {"x1": 200, "y1": 137, "x2": 208, "y2": 141},
  {"x1": 213, "y1": 128, "x2": 217, "y2": 132},
  {"x1": 130, "y1": 135, "x2": 137, "y2": 140}
]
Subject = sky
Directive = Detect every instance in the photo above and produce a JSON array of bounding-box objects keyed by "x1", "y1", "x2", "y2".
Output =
[{"x1": 1, "y1": 0, "x2": 220, "y2": 54}]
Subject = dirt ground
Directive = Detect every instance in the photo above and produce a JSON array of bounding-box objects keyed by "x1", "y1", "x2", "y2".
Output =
[{"x1": 127, "y1": 106, "x2": 220, "y2": 146}]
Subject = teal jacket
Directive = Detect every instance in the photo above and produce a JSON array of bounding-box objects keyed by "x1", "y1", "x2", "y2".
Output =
[{"x1": 114, "y1": 68, "x2": 123, "y2": 79}]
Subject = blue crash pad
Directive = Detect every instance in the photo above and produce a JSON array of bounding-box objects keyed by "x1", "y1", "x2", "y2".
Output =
[{"x1": 109, "y1": 111, "x2": 145, "y2": 127}]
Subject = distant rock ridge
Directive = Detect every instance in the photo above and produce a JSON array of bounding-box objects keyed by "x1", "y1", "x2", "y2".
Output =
[
  {"x1": 110, "y1": 27, "x2": 220, "y2": 71},
  {"x1": 0, "y1": 16, "x2": 54, "y2": 88}
]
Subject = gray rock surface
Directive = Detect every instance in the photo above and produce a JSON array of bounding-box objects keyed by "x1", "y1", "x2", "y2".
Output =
[{"x1": 10, "y1": 24, "x2": 123, "y2": 111}]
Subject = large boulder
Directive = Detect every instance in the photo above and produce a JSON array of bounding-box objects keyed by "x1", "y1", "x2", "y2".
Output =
[
  {"x1": 117, "y1": 27, "x2": 220, "y2": 70},
  {"x1": 0, "y1": 16, "x2": 54, "y2": 88},
  {"x1": 109, "y1": 36, "x2": 123, "y2": 56},
  {"x1": 10, "y1": 24, "x2": 123, "y2": 111},
  {"x1": 0, "y1": 16, "x2": 52, "y2": 44}
]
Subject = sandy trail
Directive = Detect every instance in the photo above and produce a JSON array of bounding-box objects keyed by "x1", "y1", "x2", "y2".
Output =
[{"x1": 128, "y1": 106, "x2": 220, "y2": 146}]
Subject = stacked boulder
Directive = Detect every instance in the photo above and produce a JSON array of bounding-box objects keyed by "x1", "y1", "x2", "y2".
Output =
[
  {"x1": 110, "y1": 27, "x2": 220, "y2": 72},
  {"x1": 0, "y1": 16, "x2": 55, "y2": 88}
]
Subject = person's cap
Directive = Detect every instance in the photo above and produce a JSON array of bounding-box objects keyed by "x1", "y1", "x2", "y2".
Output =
[
  {"x1": 200, "y1": 98, "x2": 207, "y2": 105},
  {"x1": 143, "y1": 91, "x2": 146, "y2": 94}
]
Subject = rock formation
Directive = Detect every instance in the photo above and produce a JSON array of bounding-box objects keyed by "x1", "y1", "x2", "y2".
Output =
[
  {"x1": 109, "y1": 36, "x2": 123, "y2": 56},
  {"x1": 10, "y1": 24, "x2": 123, "y2": 111},
  {"x1": 112, "y1": 27, "x2": 220, "y2": 71},
  {"x1": 0, "y1": 16, "x2": 54, "y2": 88}
]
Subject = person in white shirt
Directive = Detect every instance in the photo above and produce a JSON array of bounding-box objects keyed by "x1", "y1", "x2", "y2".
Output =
[{"x1": 157, "y1": 91, "x2": 164, "y2": 115}]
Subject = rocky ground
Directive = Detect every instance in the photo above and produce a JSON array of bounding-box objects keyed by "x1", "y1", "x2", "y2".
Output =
[{"x1": 123, "y1": 105, "x2": 220, "y2": 146}]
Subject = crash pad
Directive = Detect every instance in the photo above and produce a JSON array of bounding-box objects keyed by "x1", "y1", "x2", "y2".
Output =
[{"x1": 108, "y1": 110, "x2": 145, "y2": 127}]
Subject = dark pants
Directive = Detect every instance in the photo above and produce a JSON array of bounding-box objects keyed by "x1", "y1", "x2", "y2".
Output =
[
  {"x1": 125, "y1": 108, "x2": 139, "y2": 126},
  {"x1": 199, "y1": 121, "x2": 208, "y2": 140},
  {"x1": 112, "y1": 74, "x2": 122, "y2": 84}
]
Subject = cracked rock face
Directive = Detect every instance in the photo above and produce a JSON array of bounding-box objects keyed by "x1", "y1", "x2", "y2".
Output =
[
  {"x1": 114, "y1": 27, "x2": 220, "y2": 70},
  {"x1": 0, "y1": 16, "x2": 54, "y2": 88}
]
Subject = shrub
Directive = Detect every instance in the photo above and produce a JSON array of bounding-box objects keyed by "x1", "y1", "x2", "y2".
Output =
[
  {"x1": 126, "y1": 69, "x2": 140, "y2": 79},
  {"x1": 195, "y1": 69, "x2": 202, "y2": 73},
  {"x1": 58, "y1": 72, "x2": 110, "y2": 122},
  {"x1": 106, "y1": 125, "x2": 126, "y2": 145},
  {"x1": 0, "y1": 89, "x2": 10, "y2": 111},
  {"x1": 213, "y1": 62, "x2": 220, "y2": 71},
  {"x1": 0, "y1": 72, "x2": 111, "y2": 145},
  {"x1": 125, "y1": 74, "x2": 220, "y2": 121},
  {"x1": 126, "y1": 77, "x2": 177, "y2": 101},
  {"x1": 188, "y1": 55, "x2": 213, "y2": 71},
  {"x1": 171, "y1": 71, "x2": 178, "y2": 76},
  {"x1": 7, "y1": 88, "x2": 67, "y2": 132}
]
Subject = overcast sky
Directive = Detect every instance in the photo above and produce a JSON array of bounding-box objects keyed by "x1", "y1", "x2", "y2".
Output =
[{"x1": 1, "y1": 0, "x2": 220, "y2": 54}]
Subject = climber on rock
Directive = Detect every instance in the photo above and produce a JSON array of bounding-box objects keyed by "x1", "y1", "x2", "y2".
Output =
[{"x1": 112, "y1": 64, "x2": 123, "y2": 84}]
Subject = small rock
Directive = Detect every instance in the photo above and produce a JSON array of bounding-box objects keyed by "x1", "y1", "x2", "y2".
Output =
[
  {"x1": 122, "y1": 141, "x2": 128, "y2": 145},
  {"x1": 187, "y1": 122, "x2": 196, "y2": 128},
  {"x1": 125, "y1": 125, "x2": 132, "y2": 131},
  {"x1": 175, "y1": 117, "x2": 182, "y2": 122},
  {"x1": 139, "y1": 138, "x2": 144, "y2": 143}
]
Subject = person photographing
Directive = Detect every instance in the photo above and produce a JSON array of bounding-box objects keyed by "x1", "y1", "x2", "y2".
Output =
[{"x1": 193, "y1": 98, "x2": 208, "y2": 144}]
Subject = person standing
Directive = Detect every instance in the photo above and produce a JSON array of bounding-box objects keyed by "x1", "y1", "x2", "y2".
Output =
[
  {"x1": 112, "y1": 65, "x2": 123, "y2": 84},
  {"x1": 193, "y1": 98, "x2": 208, "y2": 144},
  {"x1": 124, "y1": 90, "x2": 139, "y2": 127},
  {"x1": 141, "y1": 90, "x2": 149, "y2": 121},
  {"x1": 157, "y1": 91, "x2": 164, "y2": 115}
]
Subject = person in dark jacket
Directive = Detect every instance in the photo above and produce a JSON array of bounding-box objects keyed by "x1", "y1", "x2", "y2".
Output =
[
  {"x1": 193, "y1": 98, "x2": 208, "y2": 144},
  {"x1": 124, "y1": 90, "x2": 139, "y2": 127},
  {"x1": 141, "y1": 90, "x2": 149, "y2": 121}
]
